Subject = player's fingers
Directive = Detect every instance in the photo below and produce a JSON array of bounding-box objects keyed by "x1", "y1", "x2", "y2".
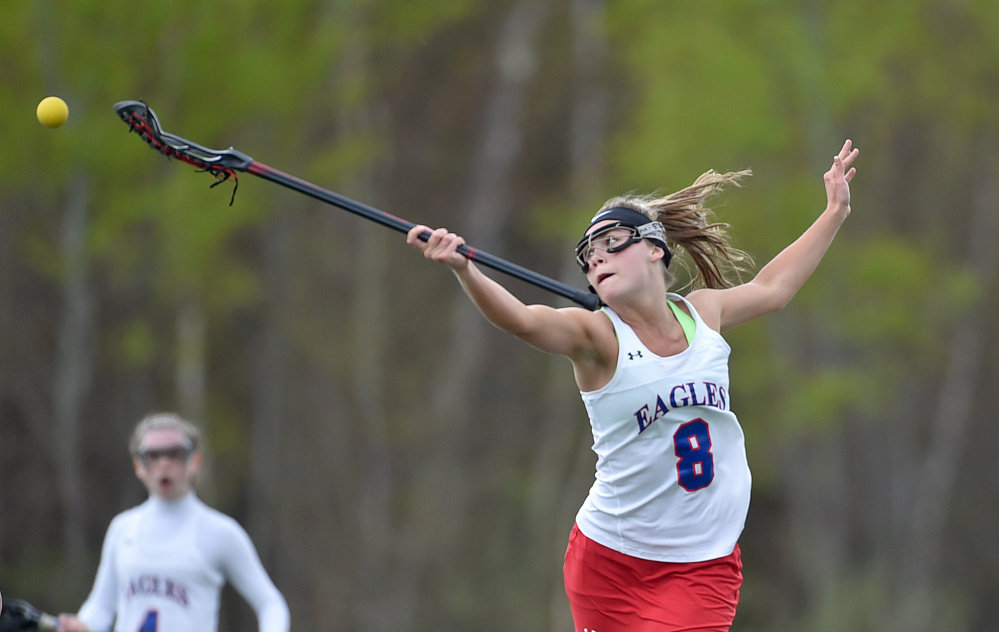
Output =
[
  {"x1": 422, "y1": 227, "x2": 450, "y2": 254},
  {"x1": 422, "y1": 229, "x2": 451, "y2": 260},
  {"x1": 407, "y1": 225, "x2": 429, "y2": 247},
  {"x1": 825, "y1": 156, "x2": 843, "y2": 181},
  {"x1": 842, "y1": 147, "x2": 859, "y2": 167},
  {"x1": 58, "y1": 614, "x2": 84, "y2": 632},
  {"x1": 430, "y1": 232, "x2": 462, "y2": 263},
  {"x1": 442, "y1": 232, "x2": 465, "y2": 255},
  {"x1": 838, "y1": 139, "x2": 853, "y2": 159}
]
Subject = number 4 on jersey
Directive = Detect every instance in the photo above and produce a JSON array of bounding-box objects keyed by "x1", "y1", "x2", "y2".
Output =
[
  {"x1": 673, "y1": 419, "x2": 714, "y2": 491},
  {"x1": 137, "y1": 610, "x2": 158, "y2": 632}
]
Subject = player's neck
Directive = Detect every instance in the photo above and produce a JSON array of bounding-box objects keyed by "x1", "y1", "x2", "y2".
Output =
[{"x1": 149, "y1": 490, "x2": 197, "y2": 509}]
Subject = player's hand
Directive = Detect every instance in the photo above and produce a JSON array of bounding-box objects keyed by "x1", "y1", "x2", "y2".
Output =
[
  {"x1": 407, "y1": 225, "x2": 470, "y2": 271},
  {"x1": 57, "y1": 613, "x2": 90, "y2": 632},
  {"x1": 824, "y1": 139, "x2": 859, "y2": 215}
]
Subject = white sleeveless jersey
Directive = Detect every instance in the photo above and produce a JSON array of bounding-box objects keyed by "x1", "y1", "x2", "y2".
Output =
[
  {"x1": 78, "y1": 494, "x2": 289, "y2": 632},
  {"x1": 575, "y1": 295, "x2": 752, "y2": 562}
]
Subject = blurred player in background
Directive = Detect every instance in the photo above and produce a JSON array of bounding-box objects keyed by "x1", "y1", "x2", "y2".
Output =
[
  {"x1": 58, "y1": 413, "x2": 289, "y2": 632},
  {"x1": 408, "y1": 141, "x2": 858, "y2": 631}
]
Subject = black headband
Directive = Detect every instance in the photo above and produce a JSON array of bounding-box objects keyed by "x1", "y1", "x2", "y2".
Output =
[{"x1": 585, "y1": 206, "x2": 655, "y2": 232}]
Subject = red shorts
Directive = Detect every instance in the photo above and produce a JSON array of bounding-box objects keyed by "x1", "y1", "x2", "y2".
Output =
[{"x1": 563, "y1": 523, "x2": 742, "y2": 632}]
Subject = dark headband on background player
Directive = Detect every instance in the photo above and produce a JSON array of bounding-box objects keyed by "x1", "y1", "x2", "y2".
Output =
[{"x1": 575, "y1": 206, "x2": 671, "y2": 272}]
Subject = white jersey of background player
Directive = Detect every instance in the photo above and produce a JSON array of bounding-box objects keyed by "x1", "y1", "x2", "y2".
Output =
[{"x1": 58, "y1": 414, "x2": 289, "y2": 632}]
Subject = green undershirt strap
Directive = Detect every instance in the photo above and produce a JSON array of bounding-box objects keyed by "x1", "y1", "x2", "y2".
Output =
[{"x1": 667, "y1": 299, "x2": 696, "y2": 345}]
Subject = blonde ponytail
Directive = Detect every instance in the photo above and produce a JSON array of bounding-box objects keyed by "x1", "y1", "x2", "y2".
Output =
[{"x1": 599, "y1": 169, "x2": 753, "y2": 291}]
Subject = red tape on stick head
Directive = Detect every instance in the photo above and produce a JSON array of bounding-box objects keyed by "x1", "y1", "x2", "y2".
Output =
[{"x1": 114, "y1": 100, "x2": 252, "y2": 204}]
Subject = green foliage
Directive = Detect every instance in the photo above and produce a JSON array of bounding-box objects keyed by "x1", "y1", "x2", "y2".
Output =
[
  {"x1": 829, "y1": 0, "x2": 999, "y2": 125},
  {"x1": 605, "y1": 1, "x2": 804, "y2": 187},
  {"x1": 369, "y1": 0, "x2": 477, "y2": 44},
  {"x1": 115, "y1": 319, "x2": 158, "y2": 366},
  {"x1": 839, "y1": 238, "x2": 978, "y2": 349}
]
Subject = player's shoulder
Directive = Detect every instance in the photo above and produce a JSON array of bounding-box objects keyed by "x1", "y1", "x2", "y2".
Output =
[
  {"x1": 109, "y1": 502, "x2": 145, "y2": 527},
  {"x1": 102, "y1": 502, "x2": 148, "y2": 544},
  {"x1": 559, "y1": 304, "x2": 616, "y2": 352},
  {"x1": 559, "y1": 303, "x2": 612, "y2": 330},
  {"x1": 191, "y1": 501, "x2": 258, "y2": 563},
  {"x1": 682, "y1": 289, "x2": 724, "y2": 332},
  {"x1": 192, "y1": 498, "x2": 250, "y2": 536}
]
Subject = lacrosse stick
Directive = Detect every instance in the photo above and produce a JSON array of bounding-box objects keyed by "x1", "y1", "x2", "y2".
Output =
[
  {"x1": 113, "y1": 100, "x2": 601, "y2": 311},
  {"x1": 0, "y1": 599, "x2": 58, "y2": 632}
]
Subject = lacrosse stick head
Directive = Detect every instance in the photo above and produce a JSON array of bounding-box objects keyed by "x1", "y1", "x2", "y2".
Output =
[
  {"x1": 114, "y1": 100, "x2": 253, "y2": 203},
  {"x1": 0, "y1": 599, "x2": 57, "y2": 632}
]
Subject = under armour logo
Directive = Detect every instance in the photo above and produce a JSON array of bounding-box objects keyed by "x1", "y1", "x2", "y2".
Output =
[{"x1": 627, "y1": 350, "x2": 643, "y2": 360}]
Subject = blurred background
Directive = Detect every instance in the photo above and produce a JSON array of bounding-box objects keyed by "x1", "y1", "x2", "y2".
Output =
[{"x1": 3, "y1": 0, "x2": 999, "y2": 630}]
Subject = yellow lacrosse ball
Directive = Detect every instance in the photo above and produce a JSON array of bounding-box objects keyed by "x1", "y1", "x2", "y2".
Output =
[{"x1": 37, "y1": 96, "x2": 69, "y2": 128}]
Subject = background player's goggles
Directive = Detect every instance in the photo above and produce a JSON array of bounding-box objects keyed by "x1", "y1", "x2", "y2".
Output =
[
  {"x1": 137, "y1": 443, "x2": 194, "y2": 467},
  {"x1": 575, "y1": 222, "x2": 666, "y2": 272}
]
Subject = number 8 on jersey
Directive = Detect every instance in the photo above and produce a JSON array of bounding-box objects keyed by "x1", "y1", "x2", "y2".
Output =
[{"x1": 674, "y1": 419, "x2": 715, "y2": 491}]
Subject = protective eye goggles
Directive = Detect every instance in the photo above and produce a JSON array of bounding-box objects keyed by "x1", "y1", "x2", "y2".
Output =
[
  {"x1": 136, "y1": 443, "x2": 193, "y2": 467},
  {"x1": 574, "y1": 221, "x2": 668, "y2": 272}
]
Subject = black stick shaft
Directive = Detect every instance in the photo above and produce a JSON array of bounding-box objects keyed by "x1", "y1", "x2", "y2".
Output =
[{"x1": 245, "y1": 162, "x2": 600, "y2": 310}]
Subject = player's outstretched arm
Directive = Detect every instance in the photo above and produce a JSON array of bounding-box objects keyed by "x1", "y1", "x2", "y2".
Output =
[
  {"x1": 57, "y1": 517, "x2": 124, "y2": 632},
  {"x1": 407, "y1": 225, "x2": 598, "y2": 357},
  {"x1": 216, "y1": 520, "x2": 290, "y2": 632},
  {"x1": 690, "y1": 140, "x2": 859, "y2": 331}
]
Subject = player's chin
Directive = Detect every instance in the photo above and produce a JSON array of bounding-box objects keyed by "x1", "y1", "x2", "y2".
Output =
[{"x1": 591, "y1": 275, "x2": 620, "y2": 299}]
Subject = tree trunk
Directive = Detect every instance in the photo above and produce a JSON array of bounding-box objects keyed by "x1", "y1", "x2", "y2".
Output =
[
  {"x1": 419, "y1": 0, "x2": 552, "y2": 569},
  {"x1": 529, "y1": 0, "x2": 611, "y2": 629},
  {"x1": 175, "y1": 293, "x2": 212, "y2": 499},
  {"x1": 51, "y1": 170, "x2": 95, "y2": 586},
  {"x1": 249, "y1": 201, "x2": 295, "y2": 560}
]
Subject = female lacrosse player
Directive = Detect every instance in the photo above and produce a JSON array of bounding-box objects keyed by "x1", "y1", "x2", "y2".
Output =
[
  {"x1": 407, "y1": 140, "x2": 858, "y2": 631},
  {"x1": 57, "y1": 413, "x2": 289, "y2": 632}
]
